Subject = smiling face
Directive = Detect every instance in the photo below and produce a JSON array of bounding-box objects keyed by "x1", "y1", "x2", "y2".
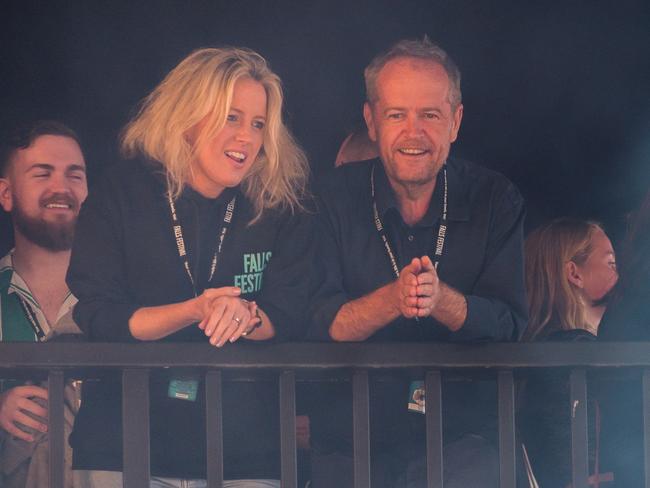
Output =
[
  {"x1": 364, "y1": 57, "x2": 463, "y2": 192},
  {"x1": 0, "y1": 134, "x2": 88, "y2": 251},
  {"x1": 188, "y1": 77, "x2": 267, "y2": 198}
]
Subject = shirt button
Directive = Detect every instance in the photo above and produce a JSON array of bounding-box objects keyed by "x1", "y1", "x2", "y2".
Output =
[{"x1": 408, "y1": 235, "x2": 414, "y2": 242}]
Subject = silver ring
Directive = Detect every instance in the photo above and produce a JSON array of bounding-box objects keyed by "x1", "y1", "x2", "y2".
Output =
[{"x1": 233, "y1": 317, "x2": 241, "y2": 324}]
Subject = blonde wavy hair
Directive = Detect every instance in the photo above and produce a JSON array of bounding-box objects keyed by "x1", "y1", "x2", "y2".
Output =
[
  {"x1": 121, "y1": 47, "x2": 308, "y2": 221},
  {"x1": 522, "y1": 218, "x2": 604, "y2": 341}
]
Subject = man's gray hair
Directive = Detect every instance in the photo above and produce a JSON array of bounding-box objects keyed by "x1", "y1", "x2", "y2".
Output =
[{"x1": 364, "y1": 38, "x2": 462, "y2": 110}]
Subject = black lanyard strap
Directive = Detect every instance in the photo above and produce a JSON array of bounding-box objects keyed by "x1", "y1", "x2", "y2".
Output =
[
  {"x1": 168, "y1": 193, "x2": 237, "y2": 296},
  {"x1": 370, "y1": 162, "x2": 449, "y2": 279}
]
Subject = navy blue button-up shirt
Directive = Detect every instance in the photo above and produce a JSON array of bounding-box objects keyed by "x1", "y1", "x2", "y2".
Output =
[
  {"x1": 309, "y1": 157, "x2": 528, "y2": 343},
  {"x1": 307, "y1": 157, "x2": 528, "y2": 450}
]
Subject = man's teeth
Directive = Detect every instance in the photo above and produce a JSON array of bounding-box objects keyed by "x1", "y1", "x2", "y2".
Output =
[
  {"x1": 399, "y1": 148, "x2": 427, "y2": 155},
  {"x1": 45, "y1": 203, "x2": 71, "y2": 209},
  {"x1": 225, "y1": 151, "x2": 246, "y2": 162}
]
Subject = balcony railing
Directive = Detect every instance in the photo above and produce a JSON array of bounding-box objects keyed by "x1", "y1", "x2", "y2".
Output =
[{"x1": 2, "y1": 341, "x2": 650, "y2": 488}]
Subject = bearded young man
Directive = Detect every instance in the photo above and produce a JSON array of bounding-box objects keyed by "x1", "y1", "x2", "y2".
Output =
[{"x1": 0, "y1": 120, "x2": 87, "y2": 488}]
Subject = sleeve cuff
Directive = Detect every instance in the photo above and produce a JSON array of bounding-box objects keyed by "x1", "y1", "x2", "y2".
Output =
[
  {"x1": 451, "y1": 295, "x2": 521, "y2": 342},
  {"x1": 306, "y1": 293, "x2": 348, "y2": 342},
  {"x1": 73, "y1": 302, "x2": 140, "y2": 343}
]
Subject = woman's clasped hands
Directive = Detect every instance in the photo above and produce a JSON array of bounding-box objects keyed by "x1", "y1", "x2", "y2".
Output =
[{"x1": 195, "y1": 287, "x2": 261, "y2": 347}]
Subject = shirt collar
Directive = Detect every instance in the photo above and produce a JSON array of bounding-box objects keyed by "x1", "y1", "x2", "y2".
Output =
[
  {"x1": 5, "y1": 253, "x2": 40, "y2": 308},
  {"x1": 373, "y1": 158, "x2": 470, "y2": 226},
  {"x1": 0, "y1": 250, "x2": 78, "y2": 332},
  {"x1": 0, "y1": 252, "x2": 15, "y2": 293}
]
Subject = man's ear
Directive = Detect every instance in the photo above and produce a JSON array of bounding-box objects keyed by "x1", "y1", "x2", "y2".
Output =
[
  {"x1": 450, "y1": 103, "x2": 463, "y2": 143},
  {"x1": 0, "y1": 178, "x2": 13, "y2": 213},
  {"x1": 363, "y1": 102, "x2": 377, "y2": 142},
  {"x1": 565, "y1": 261, "x2": 584, "y2": 289}
]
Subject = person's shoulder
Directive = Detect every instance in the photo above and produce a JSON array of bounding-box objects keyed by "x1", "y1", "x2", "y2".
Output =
[
  {"x1": 100, "y1": 158, "x2": 161, "y2": 187},
  {"x1": 546, "y1": 328, "x2": 597, "y2": 343},
  {"x1": 599, "y1": 289, "x2": 650, "y2": 341},
  {"x1": 316, "y1": 159, "x2": 373, "y2": 199},
  {"x1": 93, "y1": 158, "x2": 165, "y2": 199},
  {"x1": 448, "y1": 158, "x2": 516, "y2": 188},
  {"x1": 448, "y1": 158, "x2": 523, "y2": 207},
  {"x1": 253, "y1": 198, "x2": 313, "y2": 226},
  {"x1": 83, "y1": 158, "x2": 166, "y2": 219}
]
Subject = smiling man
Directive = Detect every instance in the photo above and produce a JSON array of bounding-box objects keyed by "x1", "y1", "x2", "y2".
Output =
[
  {"x1": 0, "y1": 120, "x2": 87, "y2": 487},
  {"x1": 308, "y1": 39, "x2": 528, "y2": 487}
]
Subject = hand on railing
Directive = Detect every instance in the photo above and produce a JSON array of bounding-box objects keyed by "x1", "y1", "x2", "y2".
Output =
[
  {"x1": 129, "y1": 286, "x2": 243, "y2": 341},
  {"x1": 0, "y1": 385, "x2": 48, "y2": 442},
  {"x1": 197, "y1": 294, "x2": 261, "y2": 347}
]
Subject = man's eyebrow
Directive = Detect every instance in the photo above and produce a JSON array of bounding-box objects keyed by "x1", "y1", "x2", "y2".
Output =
[
  {"x1": 382, "y1": 106, "x2": 443, "y2": 114},
  {"x1": 382, "y1": 107, "x2": 407, "y2": 116},
  {"x1": 25, "y1": 163, "x2": 86, "y2": 173},
  {"x1": 66, "y1": 164, "x2": 87, "y2": 173},
  {"x1": 25, "y1": 163, "x2": 54, "y2": 173}
]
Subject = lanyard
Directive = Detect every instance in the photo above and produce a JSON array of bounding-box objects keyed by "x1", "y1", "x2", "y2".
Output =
[
  {"x1": 168, "y1": 193, "x2": 236, "y2": 297},
  {"x1": 17, "y1": 296, "x2": 45, "y2": 340},
  {"x1": 371, "y1": 162, "x2": 449, "y2": 279}
]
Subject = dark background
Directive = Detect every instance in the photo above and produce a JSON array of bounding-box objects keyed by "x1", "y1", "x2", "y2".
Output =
[{"x1": 1, "y1": 0, "x2": 649, "y2": 252}]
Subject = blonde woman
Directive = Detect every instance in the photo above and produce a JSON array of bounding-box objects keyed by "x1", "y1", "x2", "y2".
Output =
[
  {"x1": 523, "y1": 218, "x2": 617, "y2": 341},
  {"x1": 519, "y1": 218, "x2": 617, "y2": 487},
  {"x1": 66, "y1": 47, "x2": 311, "y2": 488}
]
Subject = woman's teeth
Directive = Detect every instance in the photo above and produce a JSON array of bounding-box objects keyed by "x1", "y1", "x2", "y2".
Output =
[{"x1": 225, "y1": 151, "x2": 246, "y2": 163}]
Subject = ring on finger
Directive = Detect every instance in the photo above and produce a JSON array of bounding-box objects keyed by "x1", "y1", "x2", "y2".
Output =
[{"x1": 233, "y1": 317, "x2": 242, "y2": 324}]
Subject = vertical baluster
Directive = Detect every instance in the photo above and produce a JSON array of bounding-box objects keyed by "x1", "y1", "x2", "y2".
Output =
[
  {"x1": 280, "y1": 370, "x2": 297, "y2": 488},
  {"x1": 353, "y1": 370, "x2": 371, "y2": 488},
  {"x1": 425, "y1": 370, "x2": 443, "y2": 488},
  {"x1": 122, "y1": 368, "x2": 150, "y2": 488},
  {"x1": 643, "y1": 369, "x2": 650, "y2": 488},
  {"x1": 206, "y1": 370, "x2": 223, "y2": 488},
  {"x1": 570, "y1": 368, "x2": 589, "y2": 488},
  {"x1": 498, "y1": 370, "x2": 516, "y2": 488},
  {"x1": 48, "y1": 370, "x2": 65, "y2": 488}
]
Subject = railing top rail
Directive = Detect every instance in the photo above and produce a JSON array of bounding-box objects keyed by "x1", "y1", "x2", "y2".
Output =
[{"x1": 2, "y1": 342, "x2": 650, "y2": 370}]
